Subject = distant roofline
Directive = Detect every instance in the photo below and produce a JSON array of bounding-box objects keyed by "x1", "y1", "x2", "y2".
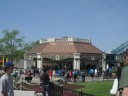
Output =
[{"x1": 39, "y1": 37, "x2": 91, "y2": 44}]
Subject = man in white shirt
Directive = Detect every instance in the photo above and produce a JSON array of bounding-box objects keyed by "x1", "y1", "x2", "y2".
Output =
[{"x1": 0, "y1": 62, "x2": 14, "y2": 96}]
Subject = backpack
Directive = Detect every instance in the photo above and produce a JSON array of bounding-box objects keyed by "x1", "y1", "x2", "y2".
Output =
[{"x1": 89, "y1": 69, "x2": 94, "y2": 75}]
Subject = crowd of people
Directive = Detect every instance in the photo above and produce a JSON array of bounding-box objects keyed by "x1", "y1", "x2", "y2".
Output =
[
  {"x1": 0, "y1": 53, "x2": 128, "y2": 96},
  {"x1": 11, "y1": 65, "x2": 103, "y2": 84}
]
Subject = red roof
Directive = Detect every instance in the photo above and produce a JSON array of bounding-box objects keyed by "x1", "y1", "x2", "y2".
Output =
[{"x1": 27, "y1": 42, "x2": 103, "y2": 55}]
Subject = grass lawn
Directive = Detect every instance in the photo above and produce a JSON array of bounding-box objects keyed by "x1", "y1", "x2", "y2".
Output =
[{"x1": 76, "y1": 80, "x2": 113, "y2": 96}]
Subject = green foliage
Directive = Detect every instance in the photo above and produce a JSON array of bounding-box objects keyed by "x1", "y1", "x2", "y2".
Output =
[
  {"x1": 23, "y1": 41, "x2": 39, "y2": 53},
  {"x1": 76, "y1": 81, "x2": 113, "y2": 96},
  {"x1": 0, "y1": 29, "x2": 39, "y2": 63},
  {"x1": 0, "y1": 30, "x2": 25, "y2": 62}
]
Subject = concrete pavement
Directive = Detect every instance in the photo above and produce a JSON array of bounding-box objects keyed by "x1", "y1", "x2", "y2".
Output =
[{"x1": 14, "y1": 90, "x2": 35, "y2": 96}]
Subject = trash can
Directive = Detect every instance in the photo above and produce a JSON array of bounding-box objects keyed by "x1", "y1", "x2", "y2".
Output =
[{"x1": 79, "y1": 71, "x2": 85, "y2": 82}]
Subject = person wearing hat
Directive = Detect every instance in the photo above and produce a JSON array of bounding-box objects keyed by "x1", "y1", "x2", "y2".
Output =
[{"x1": 0, "y1": 62, "x2": 14, "y2": 96}]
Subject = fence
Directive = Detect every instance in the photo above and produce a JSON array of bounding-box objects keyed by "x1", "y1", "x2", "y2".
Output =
[
  {"x1": 51, "y1": 82, "x2": 95, "y2": 96},
  {"x1": 13, "y1": 79, "x2": 95, "y2": 96}
]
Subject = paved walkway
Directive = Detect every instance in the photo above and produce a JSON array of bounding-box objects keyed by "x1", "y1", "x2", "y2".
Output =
[{"x1": 14, "y1": 90, "x2": 35, "y2": 96}]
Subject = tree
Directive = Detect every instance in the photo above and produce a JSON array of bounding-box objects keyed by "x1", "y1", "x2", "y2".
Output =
[
  {"x1": 23, "y1": 41, "x2": 39, "y2": 53},
  {"x1": 0, "y1": 30, "x2": 25, "y2": 62}
]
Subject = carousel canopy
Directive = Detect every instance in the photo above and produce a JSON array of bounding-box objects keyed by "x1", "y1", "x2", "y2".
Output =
[{"x1": 27, "y1": 41, "x2": 103, "y2": 55}]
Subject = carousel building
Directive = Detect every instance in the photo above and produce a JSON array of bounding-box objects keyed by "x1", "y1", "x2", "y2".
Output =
[{"x1": 24, "y1": 37, "x2": 104, "y2": 71}]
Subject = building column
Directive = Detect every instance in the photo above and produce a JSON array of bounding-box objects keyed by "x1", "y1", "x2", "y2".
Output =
[
  {"x1": 37, "y1": 53, "x2": 43, "y2": 69},
  {"x1": 102, "y1": 53, "x2": 106, "y2": 71},
  {"x1": 34, "y1": 59, "x2": 36, "y2": 67},
  {"x1": 73, "y1": 53, "x2": 80, "y2": 70},
  {"x1": 24, "y1": 54, "x2": 27, "y2": 69}
]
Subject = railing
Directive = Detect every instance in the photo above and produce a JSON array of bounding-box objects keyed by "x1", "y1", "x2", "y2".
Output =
[
  {"x1": 13, "y1": 79, "x2": 95, "y2": 96},
  {"x1": 51, "y1": 82, "x2": 95, "y2": 96},
  {"x1": 13, "y1": 81, "x2": 40, "y2": 91},
  {"x1": 63, "y1": 88, "x2": 95, "y2": 96}
]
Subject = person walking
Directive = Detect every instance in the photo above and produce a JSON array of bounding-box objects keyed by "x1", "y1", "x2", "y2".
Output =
[
  {"x1": 41, "y1": 70, "x2": 52, "y2": 96},
  {"x1": 27, "y1": 70, "x2": 32, "y2": 83},
  {"x1": 89, "y1": 68, "x2": 94, "y2": 81},
  {"x1": 49, "y1": 69, "x2": 53, "y2": 81},
  {"x1": 0, "y1": 62, "x2": 14, "y2": 96},
  {"x1": 73, "y1": 69, "x2": 78, "y2": 83}
]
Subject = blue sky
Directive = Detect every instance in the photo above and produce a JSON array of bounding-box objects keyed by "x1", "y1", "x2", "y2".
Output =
[{"x1": 0, "y1": 0, "x2": 128, "y2": 52}]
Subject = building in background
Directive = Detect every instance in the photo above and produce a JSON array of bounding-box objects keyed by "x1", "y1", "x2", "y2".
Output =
[
  {"x1": 0, "y1": 54, "x2": 8, "y2": 69},
  {"x1": 24, "y1": 37, "x2": 103, "y2": 73}
]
